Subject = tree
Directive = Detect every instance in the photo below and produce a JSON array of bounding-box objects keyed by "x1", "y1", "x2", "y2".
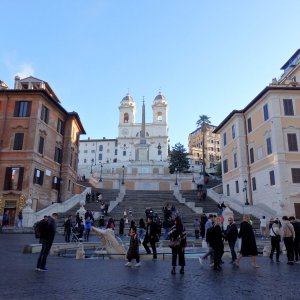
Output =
[
  {"x1": 168, "y1": 143, "x2": 190, "y2": 174},
  {"x1": 196, "y1": 115, "x2": 211, "y2": 177}
]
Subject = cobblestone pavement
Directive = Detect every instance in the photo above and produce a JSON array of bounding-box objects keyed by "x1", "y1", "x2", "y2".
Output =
[{"x1": 0, "y1": 234, "x2": 299, "y2": 300}]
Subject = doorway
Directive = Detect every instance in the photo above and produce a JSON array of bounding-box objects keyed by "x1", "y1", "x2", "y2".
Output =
[
  {"x1": 3, "y1": 208, "x2": 16, "y2": 226},
  {"x1": 295, "y1": 203, "x2": 300, "y2": 219}
]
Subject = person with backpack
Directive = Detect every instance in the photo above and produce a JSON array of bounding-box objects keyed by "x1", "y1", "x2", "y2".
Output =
[{"x1": 36, "y1": 213, "x2": 58, "y2": 271}]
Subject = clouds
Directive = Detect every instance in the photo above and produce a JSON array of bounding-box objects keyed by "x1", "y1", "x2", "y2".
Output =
[
  {"x1": 2, "y1": 54, "x2": 35, "y2": 80},
  {"x1": 16, "y1": 63, "x2": 35, "y2": 78}
]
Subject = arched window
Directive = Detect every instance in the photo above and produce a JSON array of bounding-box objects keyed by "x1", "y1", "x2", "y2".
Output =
[
  {"x1": 157, "y1": 112, "x2": 163, "y2": 121},
  {"x1": 124, "y1": 113, "x2": 129, "y2": 123}
]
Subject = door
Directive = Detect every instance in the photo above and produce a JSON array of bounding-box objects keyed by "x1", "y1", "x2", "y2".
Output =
[
  {"x1": 4, "y1": 208, "x2": 16, "y2": 226},
  {"x1": 295, "y1": 203, "x2": 300, "y2": 219}
]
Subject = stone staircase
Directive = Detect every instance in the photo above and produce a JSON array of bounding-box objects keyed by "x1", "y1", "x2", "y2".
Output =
[{"x1": 181, "y1": 190, "x2": 260, "y2": 231}]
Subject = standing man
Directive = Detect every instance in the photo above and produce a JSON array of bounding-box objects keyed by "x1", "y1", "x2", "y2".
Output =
[
  {"x1": 143, "y1": 216, "x2": 158, "y2": 260},
  {"x1": 282, "y1": 216, "x2": 295, "y2": 265},
  {"x1": 64, "y1": 215, "x2": 73, "y2": 243},
  {"x1": 199, "y1": 214, "x2": 215, "y2": 265},
  {"x1": 289, "y1": 216, "x2": 300, "y2": 263},
  {"x1": 260, "y1": 216, "x2": 267, "y2": 239},
  {"x1": 36, "y1": 213, "x2": 58, "y2": 271},
  {"x1": 224, "y1": 217, "x2": 238, "y2": 263}
]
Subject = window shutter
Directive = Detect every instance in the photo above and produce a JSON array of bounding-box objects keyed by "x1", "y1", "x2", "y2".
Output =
[
  {"x1": 26, "y1": 101, "x2": 32, "y2": 117},
  {"x1": 14, "y1": 101, "x2": 20, "y2": 117},
  {"x1": 17, "y1": 167, "x2": 24, "y2": 190},
  {"x1": 4, "y1": 167, "x2": 12, "y2": 190}
]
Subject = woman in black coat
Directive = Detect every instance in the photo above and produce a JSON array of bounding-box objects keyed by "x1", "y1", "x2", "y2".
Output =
[
  {"x1": 234, "y1": 215, "x2": 259, "y2": 268},
  {"x1": 168, "y1": 216, "x2": 187, "y2": 275},
  {"x1": 210, "y1": 217, "x2": 224, "y2": 271}
]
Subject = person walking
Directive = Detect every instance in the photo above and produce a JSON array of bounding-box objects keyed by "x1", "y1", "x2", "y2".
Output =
[
  {"x1": 125, "y1": 227, "x2": 141, "y2": 267},
  {"x1": 142, "y1": 216, "x2": 158, "y2": 260},
  {"x1": 199, "y1": 214, "x2": 215, "y2": 266},
  {"x1": 193, "y1": 218, "x2": 200, "y2": 240},
  {"x1": 17, "y1": 210, "x2": 23, "y2": 228},
  {"x1": 282, "y1": 216, "x2": 295, "y2": 265},
  {"x1": 210, "y1": 217, "x2": 224, "y2": 271},
  {"x1": 84, "y1": 216, "x2": 92, "y2": 241},
  {"x1": 289, "y1": 216, "x2": 300, "y2": 262},
  {"x1": 234, "y1": 215, "x2": 259, "y2": 268},
  {"x1": 119, "y1": 218, "x2": 125, "y2": 236},
  {"x1": 269, "y1": 219, "x2": 281, "y2": 262},
  {"x1": 224, "y1": 216, "x2": 238, "y2": 263},
  {"x1": 169, "y1": 216, "x2": 186, "y2": 274},
  {"x1": 138, "y1": 218, "x2": 146, "y2": 241},
  {"x1": 36, "y1": 213, "x2": 58, "y2": 271}
]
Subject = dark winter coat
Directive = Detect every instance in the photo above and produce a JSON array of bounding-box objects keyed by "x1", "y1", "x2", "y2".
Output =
[
  {"x1": 126, "y1": 234, "x2": 139, "y2": 260},
  {"x1": 210, "y1": 224, "x2": 224, "y2": 250},
  {"x1": 225, "y1": 223, "x2": 238, "y2": 242},
  {"x1": 238, "y1": 221, "x2": 258, "y2": 256},
  {"x1": 144, "y1": 222, "x2": 158, "y2": 241}
]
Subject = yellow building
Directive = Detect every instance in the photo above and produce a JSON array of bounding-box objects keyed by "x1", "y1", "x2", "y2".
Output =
[
  {"x1": 214, "y1": 49, "x2": 300, "y2": 218},
  {"x1": 188, "y1": 125, "x2": 221, "y2": 174}
]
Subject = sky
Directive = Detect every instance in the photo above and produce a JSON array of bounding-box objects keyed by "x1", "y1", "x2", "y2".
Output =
[{"x1": 1, "y1": 0, "x2": 300, "y2": 149}]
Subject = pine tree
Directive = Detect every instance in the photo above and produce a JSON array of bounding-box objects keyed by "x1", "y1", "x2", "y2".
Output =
[{"x1": 169, "y1": 143, "x2": 190, "y2": 174}]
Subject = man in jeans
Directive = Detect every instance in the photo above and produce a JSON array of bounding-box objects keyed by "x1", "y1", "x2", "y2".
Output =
[
  {"x1": 199, "y1": 214, "x2": 215, "y2": 265},
  {"x1": 282, "y1": 216, "x2": 295, "y2": 265},
  {"x1": 225, "y1": 217, "x2": 238, "y2": 263},
  {"x1": 36, "y1": 213, "x2": 58, "y2": 271}
]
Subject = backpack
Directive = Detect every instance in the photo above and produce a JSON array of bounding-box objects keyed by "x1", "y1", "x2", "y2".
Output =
[{"x1": 34, "y1": 221, "x2": 42, "y2": 239}]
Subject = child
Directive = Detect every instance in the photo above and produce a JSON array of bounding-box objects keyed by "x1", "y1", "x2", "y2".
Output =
[{"x1": 125, "y1": 227, "x2": 141, "y2": 267}]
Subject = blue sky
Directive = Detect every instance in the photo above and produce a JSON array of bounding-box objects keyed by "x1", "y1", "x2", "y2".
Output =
[{"x1": 1, "y1": 0, "x2": 300, "y2": 148}]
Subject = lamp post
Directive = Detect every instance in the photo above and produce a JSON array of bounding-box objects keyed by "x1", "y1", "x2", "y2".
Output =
[
  {"x1": 192, "y1": 166, "x2": 195, "y2": 183},
  {"x1": 243, "y1": 179, "x2": 249, "y2": 205},
  {"x1": 175, "y1": 167, "x2": 178, "y2": 186},
  {"x1": 121, "y1": 165, "x2": 125, "y2": 185},
  {"x1": 99, "y1": 163, "x2": 103, "y2": 182}
]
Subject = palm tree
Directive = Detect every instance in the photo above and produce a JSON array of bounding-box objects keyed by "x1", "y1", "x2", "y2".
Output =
[{"x1": 196, "y1": 115, "x2": 211, "y2": 178}]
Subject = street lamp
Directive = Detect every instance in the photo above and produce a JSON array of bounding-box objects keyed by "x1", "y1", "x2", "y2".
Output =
[
  {"x1": 121, "y1": 165, "x2": 125, "y2": 185},
  {"x1": 192, "y1": 166, "x2": 195, "y2": 183},
  {"x1": 175, "y1": 168, "x2": 178, "y2": 186},
  {"x1": 243, "y1": 179, "x2": 249, "y2": 205},
  {"x1": 99, "y1": 163, "x2": 103, "y2": 182}
]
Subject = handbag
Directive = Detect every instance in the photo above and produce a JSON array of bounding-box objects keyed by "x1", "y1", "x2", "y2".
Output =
[{"x1": 169, "y1": 237, "x2": 181, "y2": 248}]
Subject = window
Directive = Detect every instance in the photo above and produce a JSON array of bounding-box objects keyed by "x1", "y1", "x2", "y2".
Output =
[
  {"x1": 91, "y1": 150, "x2": 95, "y2": 153},
  {"x1": 33, "y1": 168, "x2": 44, "y2": 185},
  {"x1": 98, "y1": 153, "x2": 102, "y2": 161},
  {"x1": 13, "y1": 133, "x2": 24, "y2": 150},
  {"x1": 38, "y1": 136, "x2": 44, "y2": 154},
  {"x1": 257, "y1": 147, "x2": 263, "y2": 160},
  {"x1": 269, "y1": 170, "x2": 275, "y2": 186},
  {"x1": 235, "y1": 181, "x2": 239, "y2": 193},
  {"x1": 287, "y1": 133, "x2": 298, "y2": 151},
  {"x1": 57, "y1": 119, "x2": 64, "y2": 135},
  {"x1": 14, "y1": 101, "x2": 31, "y2": 117},
  {"x1": 54, "y1": 147, "x2": 62, "y2": 163},
  {"x1": 40, "y1": 105, "x2": 49, "y2": 123},
  {"x1": 233, "y1": 153, "x2": 238, "y2": 168},
  {"x1": 226, "y1": 184, "x2": 230, "y2": 196},
  {"x1": 249, "y1": 147, "x2": 254, "y2": 163},
  {"x1": 84, "y1": 159, "x2": 87, "y2": 163},
  {"x1": 252, "y1": 177, "x2": 256, "y2": 191},
  {"x1": 84, "y1": 150, "x2": 88, "y2": 153},
  {"x1": 266, "y1": 137, "x2": 272, "y2": 155},
  {"x1": 68, "y1": 180, "x2": 71, "y2": 191},
  {"x1": 52, "y1": 176, "x2": 60, "y2": 190},
  {"x1": 263, "y1": 104, "x2": 269, "y2": 121},
  {"x1": 124, "y1": 113, "x2": 129, "y2": 123},
  {"x1": 3, "y1": 167, "x2": 24, "y2": 190},
  {"x1": 70, "y1": 153, "x2": 73, "y2": 167},
  {"x1": 157, "y1": 112, "x2": 163, "y2": 121},
  {"x1": 123, "y1": 150, "x2": 126, "y2": 156},
  {"x1": 291, "y1": 168, "x2": 300, "y2": 183},
  {"x1": 247, "y1": 118, "x2": 252, "y2": 133},
  {"x1": 115, "y1": 149, "x2": 118, "y2": 155},
  {"x1": 223, "y1": 159, "x2": 228, "y2": 173},
  {"x1": 231, "y1": 125, "x2": 236, "y2": 139},
  {"x1": 283, "y1": 99, "x2": 294, "y2": 116},
  {"x1": 223, "y1": 132, "x2": 227, "y2": 146},
  {"x1": 99, "y1": 145, "x2": 103, "y2": 151}
]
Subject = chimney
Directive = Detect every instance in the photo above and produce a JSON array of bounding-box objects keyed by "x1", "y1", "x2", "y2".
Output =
[{"x1": 14, "y1": 75, "x2": 20, "y2": 89}]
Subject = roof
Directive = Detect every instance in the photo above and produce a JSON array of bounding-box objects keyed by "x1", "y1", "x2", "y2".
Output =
[
  {"x1": 80, "y1": 138, "x2": 117, "y2": 142},
  {"x1": 0, "y1": 89, "x2": 85, "y2": 134},
  {"x1": 281, "y1": 49, "x2": 300, "y2": 70},
  {"x1": 213, "y1": 86, "x2": 300, "y2": 133}
]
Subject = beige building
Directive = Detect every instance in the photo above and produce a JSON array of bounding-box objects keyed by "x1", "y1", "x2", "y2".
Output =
[
  {"x1": 0, "y1": 76, "x2": 85, "y2": 225},
  {"x1": 188, "y1": 125, "x2": 221, "y2": 173},
  {"x1": 214, "y1": 49, "x2": 300, "y2": 218}
]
